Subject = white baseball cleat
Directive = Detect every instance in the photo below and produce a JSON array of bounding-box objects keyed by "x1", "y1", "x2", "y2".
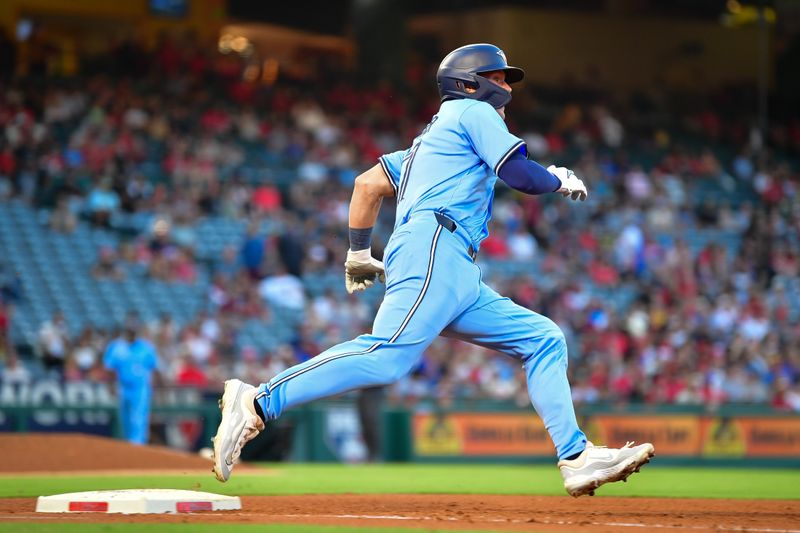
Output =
[
  {"x1": 211, "y1": 379, "x2": 264, "y2": 482},
  {"x1": 558, "y1": 441, "x2": 655, "y2": 497}
]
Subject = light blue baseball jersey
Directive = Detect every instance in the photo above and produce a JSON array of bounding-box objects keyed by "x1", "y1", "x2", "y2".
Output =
[
  {"x1": 103, "y1": 338, "x2": 158, "y2": 390},
  {"x1": 379, "y1": 99, "x2": 526, "y2": 248}
]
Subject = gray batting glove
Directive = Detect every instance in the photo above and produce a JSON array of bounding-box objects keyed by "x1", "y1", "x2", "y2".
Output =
[
  {"x1": 548, "y1": 165, "x2": 588, "y2": 201},
  {"x1": 344, "y1": 248, "x2": 386, "y2": 294}
]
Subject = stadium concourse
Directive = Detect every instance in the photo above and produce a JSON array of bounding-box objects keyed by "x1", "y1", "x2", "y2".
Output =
[{"x1": 0, "y1": 37, "x2": 798, "y2": 416}]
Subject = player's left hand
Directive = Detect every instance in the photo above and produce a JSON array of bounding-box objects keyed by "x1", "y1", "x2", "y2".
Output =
[
  {"x1": 344, "y1": 248, "x2": 386, "y2": 294},
  {"x1": 548, "y1": 165, "x2": 588, "y2": 201}
]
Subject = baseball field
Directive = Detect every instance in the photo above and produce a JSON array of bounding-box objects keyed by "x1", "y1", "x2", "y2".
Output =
[{"x1": 0, "y1": 434, "x2": 798, "y2": 533}]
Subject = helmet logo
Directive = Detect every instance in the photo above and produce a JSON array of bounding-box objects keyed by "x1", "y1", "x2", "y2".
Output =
[{"x1": 497, "y1": 49, "x2": 507, "y2": 63}]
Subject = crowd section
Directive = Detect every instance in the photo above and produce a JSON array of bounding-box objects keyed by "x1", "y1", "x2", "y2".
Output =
[{"x1": 0, "y1": 36, "x2": 799, "y2": 411}]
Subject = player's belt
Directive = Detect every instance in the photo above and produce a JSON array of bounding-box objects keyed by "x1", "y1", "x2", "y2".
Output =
[{"x1": 434, "y1": 212, "x2": 477, "y2": 261}]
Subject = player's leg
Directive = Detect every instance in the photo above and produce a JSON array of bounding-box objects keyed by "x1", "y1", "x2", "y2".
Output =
[
  {"x1": 443, "y1": 282, "x2": 654, "y2": 497},
  {"x1": 127, "y1": 387, "x2": 151, "y2": 445},
  {"x1": 443, "y1": 283, "x2": 586, "y2": 460},
  {"x1": 213, "y1": 220, "x2": 481, "y2": 481},
  {"x1": 256, "y1": 223, "x2": 481, "y2": 420},
  {"x1": 119, "y1": 393, "x2": 133, "y2": 443},
  {"x1": 357, "y1": 386, "x2": 384, "y2": 462}
]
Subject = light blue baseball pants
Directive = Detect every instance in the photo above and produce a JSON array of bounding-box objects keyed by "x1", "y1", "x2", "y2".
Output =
[
  {"x1": 119, "y1": 386, "x2": 151, "y2": 445},
  {"x1": 255, "y1": 212, "x2": 587, "y2": 459}
]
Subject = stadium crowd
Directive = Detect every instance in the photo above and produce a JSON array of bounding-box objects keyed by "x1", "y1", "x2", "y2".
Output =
[{"x1": 1, "y1": 35, "x2": 799, "y2": 411}]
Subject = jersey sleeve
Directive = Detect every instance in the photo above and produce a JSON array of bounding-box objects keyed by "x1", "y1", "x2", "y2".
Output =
[
  {"x1": 378, "y1": 150, "x2": 405, "y2": 196},
  {"x1": 143, "y1": 341, "x2": 158, "y2": 372},
  {"x1": 459, "y1": 102, "x2": 527, "y2": 176},
  {"x1": 102, "y1": 342, "x2": 118, "y2": 371}
]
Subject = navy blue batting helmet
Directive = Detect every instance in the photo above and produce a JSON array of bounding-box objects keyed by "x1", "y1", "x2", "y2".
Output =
[{"x1": 437, "y1": 43, "x2": 525, "y2": 109}]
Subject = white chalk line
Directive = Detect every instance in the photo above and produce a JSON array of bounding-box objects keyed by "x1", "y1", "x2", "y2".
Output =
[{"x1": 4, "y1": 511, "x2": 799, "y2": 533}]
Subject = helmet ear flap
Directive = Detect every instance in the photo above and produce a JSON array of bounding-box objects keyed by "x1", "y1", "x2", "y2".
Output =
[{"x1": 454, "y1": 80, "x2": 477, "y2": 92}]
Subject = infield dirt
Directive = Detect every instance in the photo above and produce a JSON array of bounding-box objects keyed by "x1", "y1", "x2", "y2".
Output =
[
  {"x1": 0, "y1": 434, "x2": 798, "y2": 532},
  {"x1": 0, "y1": 433, "x2": 211, "y2": 473}
]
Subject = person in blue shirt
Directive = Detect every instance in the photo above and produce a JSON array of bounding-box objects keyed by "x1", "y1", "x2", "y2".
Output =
[
  {"x1": 212, "y1": 44, "x2": 654, "y2": 496},
  {"x1": 103, "y1": 319, "x2": 159, "y2": 445}
]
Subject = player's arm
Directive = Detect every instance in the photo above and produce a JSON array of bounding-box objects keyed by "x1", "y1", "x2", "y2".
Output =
[
  {"x1": 147, "y1": 342, "x2": 165, "y2": 388},
  {"x1": 344, "y1": 164, "x2": 395, "y2": 294},
  {"x1": 498, "y1": 151, "x2": 587, "y2": 201},
  {"x1": 349, "y1": 163, "x2": 395, "y2": 229},
  {"x1": 458, "y1": 102, "x2": 587, "y2": 201},
  {"x1": 101, "y1": 342, "x2": 118, "y2": 389}
]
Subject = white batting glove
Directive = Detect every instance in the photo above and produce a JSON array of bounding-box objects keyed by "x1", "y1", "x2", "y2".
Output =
[
  {"x1": 547, "y1": 165, "x2": 588, "y2": 201},
  {"x1": 344, "y1": 248, "x2": 386, "y2": 294}
]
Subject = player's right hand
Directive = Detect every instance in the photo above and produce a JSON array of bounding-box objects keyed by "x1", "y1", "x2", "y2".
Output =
[
  {"x1": 548, "y1": 165, "x2": 588, "y2": 201},
  {"x1": 344, "y1": 248, "x2": 386, "y2": 294}
]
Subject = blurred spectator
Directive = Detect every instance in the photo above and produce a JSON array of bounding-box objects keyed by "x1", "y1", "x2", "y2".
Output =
[
  {"x1": 86, "y1": 178, "x2": 120, "y2": 226},
  {"x1": 70, "y1": 327, "x2": 100, "y2": 376},
  {"x1": 50, "y1": 195, "x2": 78, "y2": 233},
  {"x1": 258, "y1": 266, "x2": 306, "y2": 311},
  {"x1": 176, "y1": 353, "x2": 209, "y2": 389},
  {"x1": 507, "y1": 227, "x2": 538, "y2": 261},
  {"x1": 198, "y1": 311, "x2": 221, "y2": 343},
  {"x1": 175, "y1": 353, "x2": 209, "y2": 449},
  {"x1": 38, "y1": 311, "x2": 69, "y2": 374},
  {"x1": 92, "y1": 246, "x2": 126, "y2": 280},
  {"x1": 182, "y1": 325, "x2": 214, "y2": 366},
  {"x1": 149, "y1": 314, "x2": 179, "y2": 358},
  {"x1": 0, "y1": 269, "x2": 22, "y2": 305},
  {"x1": 0, "y1": 301, "x2": 9, "y2": 352},
  {"x1": 171, "y1": 248, "x2": 197, "y2": 284},
  {"x1": 252, "y1": 183, "x2": 282, "y2": 213},
  {"x1": 240, "y1": 223, "x2": 265, "y2": 279},
  {"x1": 1, "y1": 352, "x2": 30, "y2": 385},
  {"x1": 215, "y1": 245, "x2": 240, "y2": 280}
]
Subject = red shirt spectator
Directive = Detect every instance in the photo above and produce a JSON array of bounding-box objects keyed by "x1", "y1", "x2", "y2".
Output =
[
  {"x1": 176, "y1": 358, "x2": 209, "y2": 388},
  {"x1": 480, "y1": 234, "x2": 510, "y2": 258},
  {"x1": 589, "y1": 259, "x2": 619, "y2": 286},
  {"x1": 252, "y1": 184, "x2": 281, "y2": 212}
]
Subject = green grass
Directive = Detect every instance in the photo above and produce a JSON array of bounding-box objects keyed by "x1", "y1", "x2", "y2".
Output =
[
  {"x1": 1, "y1": 464, "x2": 798, "y2": 533},
  {"x1": 2, "y1": 463, "x2": 798, "y2": 500}
]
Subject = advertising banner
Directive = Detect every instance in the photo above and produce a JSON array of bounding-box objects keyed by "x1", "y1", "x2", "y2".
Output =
[
  {"x1": 413, "y1": 412, "x2": 554, "y2": 456},
  {"x1": 702, "y1": 417, "x2": 800, "y2": 458},
  {"x1": 414, "y1": 411, "x2": 800, "y2": 459},
  {"x1": 0, "y1": 381, "x2": 116, "y2": 435},
  {"x1": 591, "y1": 415, "x2": 701, "y2": 456}
]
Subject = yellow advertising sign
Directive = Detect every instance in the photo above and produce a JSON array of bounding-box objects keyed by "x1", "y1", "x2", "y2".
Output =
[
  {"x1": 413, "y1": 412, "x2": 553, "y2": 456},
  {"x1": 701, "y1": 417, "x2": 747, "y2": 457},
  {"x1": 414, "y1": 413, "x2": 463, "y2": 455}
]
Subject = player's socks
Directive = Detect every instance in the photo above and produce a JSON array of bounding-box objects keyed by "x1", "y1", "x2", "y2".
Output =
[
  {"x1": 564, "y1": 450, "x2": 584, "y2": 461},
  {"x1": 253, "y1": 398, "x2": 266, "y2": 423}
]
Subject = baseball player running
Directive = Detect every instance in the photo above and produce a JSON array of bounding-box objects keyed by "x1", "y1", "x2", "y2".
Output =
[{"x1": 212, "y1": 43, "x2": 654, "y2": 497}]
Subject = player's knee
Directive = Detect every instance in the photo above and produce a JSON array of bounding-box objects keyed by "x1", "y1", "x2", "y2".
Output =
[
  {"x1": 547, "y1": 326, "x2": 566, "y2": 346},
  {"x1": 542, "y1": 325, "x2": 567, "y2": 359}
]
